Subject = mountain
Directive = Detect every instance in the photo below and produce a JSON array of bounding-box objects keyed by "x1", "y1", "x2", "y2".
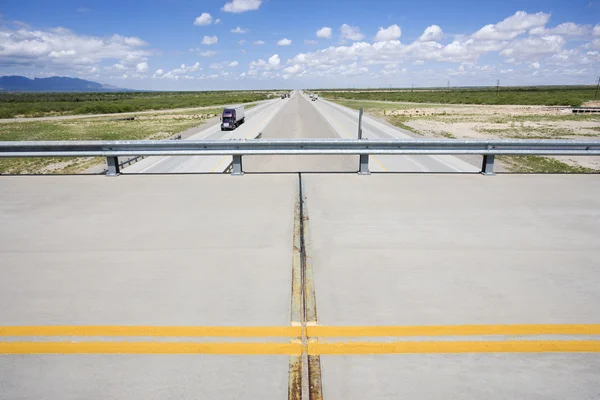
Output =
[{"x1": 0, "y1": 76, "x2": 133, "y2": 92}]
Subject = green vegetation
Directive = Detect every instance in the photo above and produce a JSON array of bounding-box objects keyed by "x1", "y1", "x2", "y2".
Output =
[
  {"x1": 0, "y1": 108, "x2": 221, "y2": 174},
  {"x1": 317, "y1": 86, "x2": 598, "y2": 106},
  {"x1": 500, "y1": 156, "x2": 596, "y2": 173},
  {"x1": 0, "y1": 91, "x2": 269, "y2": 118}
]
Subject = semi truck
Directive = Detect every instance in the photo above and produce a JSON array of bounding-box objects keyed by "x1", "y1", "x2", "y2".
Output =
[{"x1": 221, "y1": 105, "x2": 245, "y2": 131}]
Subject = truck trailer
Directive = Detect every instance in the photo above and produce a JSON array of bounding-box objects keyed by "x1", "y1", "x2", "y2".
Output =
[{"x1": 221, "y1": 105, "x2": 245, "y2": 131}]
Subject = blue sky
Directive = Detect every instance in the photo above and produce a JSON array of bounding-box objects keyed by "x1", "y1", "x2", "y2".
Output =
[{"x1": 1, "y1": 0, "x2": 599, "y2": 89}]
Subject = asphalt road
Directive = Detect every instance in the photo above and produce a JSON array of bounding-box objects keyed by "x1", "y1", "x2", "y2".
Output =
[
  {"x1": 124, "y1": 91, "x2": 479, "y2": 174},
  {"x1": 243, "y1": 93, "x2": 357, "y2": 172},
  {"x1": 124, "y1": 99, "x2": 286, "y2": 174}
]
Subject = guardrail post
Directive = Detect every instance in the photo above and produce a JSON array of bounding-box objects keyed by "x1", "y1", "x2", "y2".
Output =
[
  {"x1": 232, "y1": 155, "x2": 243, "y2": 176},
  {"x1": 106, "y1": 156, "x2": 120, "y2": 177},
  {"x1": 358, "y1": 107, "x2": 364, "y2": 139},
  {"x1": 481, "y1": 154, "x2": 495, "y2": 176},
  {"x1": 358, "y1": 154, "x2": 370, "y2": 175}
]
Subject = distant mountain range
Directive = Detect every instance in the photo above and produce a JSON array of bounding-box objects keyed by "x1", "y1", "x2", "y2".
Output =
[{"x1": 0, "y1": 76, "x2": 133, "y2": 92}]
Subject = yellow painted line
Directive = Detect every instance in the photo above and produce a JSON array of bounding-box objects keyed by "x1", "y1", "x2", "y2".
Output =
[
  {"x1": 307, "y1": 324, "x2": 600, "y2": 337},
  {"x1": 0, "y1": 326, "x2": 302, "y2": 337},
  {"x1": 210, "y1": 102, "x2": 283, "y2": 172},
  {"x1": 2, "y1": 340, "x2": 599, "y2": 355},
  {"x1": 0, "y1": 342, "x2": 302, "y2": 355},
  {"x1": 308, "y1": 341, "x2": 600, "y2": 355}
]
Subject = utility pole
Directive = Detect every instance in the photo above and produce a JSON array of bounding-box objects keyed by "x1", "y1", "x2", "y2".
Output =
[
  {"x1": 595, "y1": 76, "x2": 600, "y2": 98},
  {"x1": 496, "y1": 79, "x2": 500, "y2": 94},
  {"x1": 447, "y1": 80, "x2": 450, "y2": 91}
]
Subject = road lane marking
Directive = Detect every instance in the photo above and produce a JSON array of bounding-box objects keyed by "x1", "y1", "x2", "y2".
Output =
[
  {"x1": 2, "y1": 340, "x2": 599, "y2": 355},
  {"x1": 307, "y1": 324, "x2": 600, "y2": 337},
  {"x1": 312, "y1": 100, "x2": 389, "y2": 172},
  {"x1": 0, "y1": 342, "x2": 302, "y2": 355},
  {"x1": 3, "y1": 324, "x2": 600, "y2": 338},
  {"x1": 209, "y1": 101, "x2": 285, "y2": 173},
  {"x1": 0, "y1": 326, "x2": 302, "y2": 337},
  {"x1": 308, "y1": 341, "x2": 600, "y2": 355}
]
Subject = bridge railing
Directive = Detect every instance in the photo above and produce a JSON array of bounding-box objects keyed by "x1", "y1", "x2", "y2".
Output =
[{"x1": 1, "y1": 139, "x2": 599, "y2": 176}]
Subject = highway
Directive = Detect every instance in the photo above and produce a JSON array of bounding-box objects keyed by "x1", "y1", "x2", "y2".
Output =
[
  {"x1": 1, "y1": 93, "x2": 599, "y2": 399},
  {"x1": 124, "y1": 91, "x2": 479, "y2": 174}
]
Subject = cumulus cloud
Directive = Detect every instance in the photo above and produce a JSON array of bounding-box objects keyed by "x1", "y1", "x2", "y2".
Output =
[
  {"x1": 277, "y1": 38, "x2": 292, "y2": 46},
  {"x1": 215, "y1": 18, "x2": 222, "y2": 24},
  {"x1": 316, "y1": 27, "x2": 332, "y2": 39},
  {"x1": 500, "y1": 35, "x2": 565, "y2": 60},
  {"x1": 231, "y1": 26, "x2": 249, "y2": 34},
  {"x1": 199, "y1": 50, "x2": 217, "y2": 57},
  {"x1": 530, "y1": 22, "x2": 592, "y2": 37},
  {"x1": 340, "y1": 24, "x2": 365, "y2": 41},
  {"x1": 0, "y1": 26, "x2": 150, "y2": 68},
  {"x1": 136, "y1": 61, "x2": 149, "y2": 73},
  {"x1": 202, "y1": 36, "x2": 218, "y2": 45},
  {"x1": 159, "y1": 62, "x2": 202, "y2": 79},
  {"x1": 228, "y1": 60, "x2": 239, "y2": 67},
  {"x1": 419, "y1": 25, "x2": 443, "y2": 41},
  {"x1": 222, "y1": 0, "x2": 262, "y2": 13},
  {"x1": 253, "y1": 40, "x2": 265, "y2": 45},
  {"x1": 529, "y1": 61, "x2": 541, "y2": 69},
  {"x1": 268, "y1": 54, "x2": 280, "y2": 66},
  {"x1": 194, "y1": 13, "x2": 213, "y2": 26},
  {"x1": 374, "y1": 24, "x2": 402, "y2": 42},
  {"x1": 472, "y1": 11, "x2": 550, "y2": 40}
]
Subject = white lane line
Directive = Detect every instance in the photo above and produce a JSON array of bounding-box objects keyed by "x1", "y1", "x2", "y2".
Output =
[
  {"x1": 322, "y1": 99, "x2": 475, "y2": 172},
  {"x1": 129, "y1": 100, "x2": 279, "y2": 173}
]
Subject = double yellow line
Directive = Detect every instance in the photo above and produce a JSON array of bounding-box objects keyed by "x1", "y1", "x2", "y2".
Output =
[{"x1": 1, "y1": 324, "x2": 599, "y2": 355}]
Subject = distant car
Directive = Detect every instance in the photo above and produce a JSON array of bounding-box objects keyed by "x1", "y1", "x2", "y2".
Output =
[{"x1": 281, "y1": 94, "x2": 286, "y2": 99}]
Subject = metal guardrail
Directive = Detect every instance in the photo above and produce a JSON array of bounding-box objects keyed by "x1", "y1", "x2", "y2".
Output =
[{"x1": 1, "y1": 139, "x2": 599, "y2": 176}]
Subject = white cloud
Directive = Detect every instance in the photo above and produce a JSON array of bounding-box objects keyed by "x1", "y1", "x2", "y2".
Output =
[
  {"x1": 529, "y1": 61, "x2": 541, "y2": 69},
  {"x1": 284, "y1": 64, "x2": 304, "y2": 74},
  {"x1": 530, "y1": 22, "x2": 592, "y2": 37},
  {"x1": 0, "y1": 26, "x2": 150, "y2": 68},
  {"x1": 374, "y1": 24, "x2": 402, "y2": 42},
  {"x1": 277, "y1": 38, "x2": 292, "y2": 46},
  {"x1": 228, "y1": 61, "x2": 239, "y2": 67},
  {"x1": 594, "y1": 25, "x2": 600, "y2": 36},
  {"x1": 316, "y1": 27, "x2": 332, "y2": 39},
  {"x1": 419, "y1": 25, "x2": 443, "y2": 41},
  {"x1": 238, "y1": 40, "x2": 247, "y2": 45},
  {"x1": 194, "y1": 13, "x2": 213, "y2": 26},
  {"x1": 210, "y1": 63, "x2": 222, "y2": 69},
  {"x1": 136, "y1": 61, "x2": 149, "y2": 73},
  {"x1": 215, "y1": 18, "x2": 222, "y2": 24},
  {"x1": 199, "y1": 50, "x2": 217, "y2": 57},
  {"x1": 222, "y1": 0, "x2": 262, "y2": 13},
  {"x1": 202, "y1": 36, "x2": 218, "y2": 45},
  {"x1": 268, "y1": 54, "x2": 281, "y2": 66},
  {"x1": 153, "y1": 68, "x2": 164, "y2": 77},
  {"x1": 340, "y1": 24, "x2": 365, "y2": 41},
  {"x1": 231, "y1": 26, "x2": 249, "y2": 34},
  {"x1": 159, "y1": 62, "x2": 202, "y2": 79},
  {"x1": 253, "y1": 40, "x2": 265, "y2": 45},
  {"x1": 472, "y1": 11, "x2": 550, "y2": 40},
  {"x1": 500, "y1": 35, "x2": 565, "y2": 60}
]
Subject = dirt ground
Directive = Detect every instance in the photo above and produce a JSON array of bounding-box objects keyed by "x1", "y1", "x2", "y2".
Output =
[{"x1": 375, "y1": 103, "x2": 600, "y2": 171}]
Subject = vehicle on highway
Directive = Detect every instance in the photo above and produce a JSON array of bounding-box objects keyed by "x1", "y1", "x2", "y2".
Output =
[
  {"x1": 220, "y1": 105, "x2": 245, "y2": 131},
  {"x1": 281, "y1": 94, "x2": 286, "y2": 99},
  {"x1": 312, "y1": 94, "x2": 318, "y2": 101}
]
